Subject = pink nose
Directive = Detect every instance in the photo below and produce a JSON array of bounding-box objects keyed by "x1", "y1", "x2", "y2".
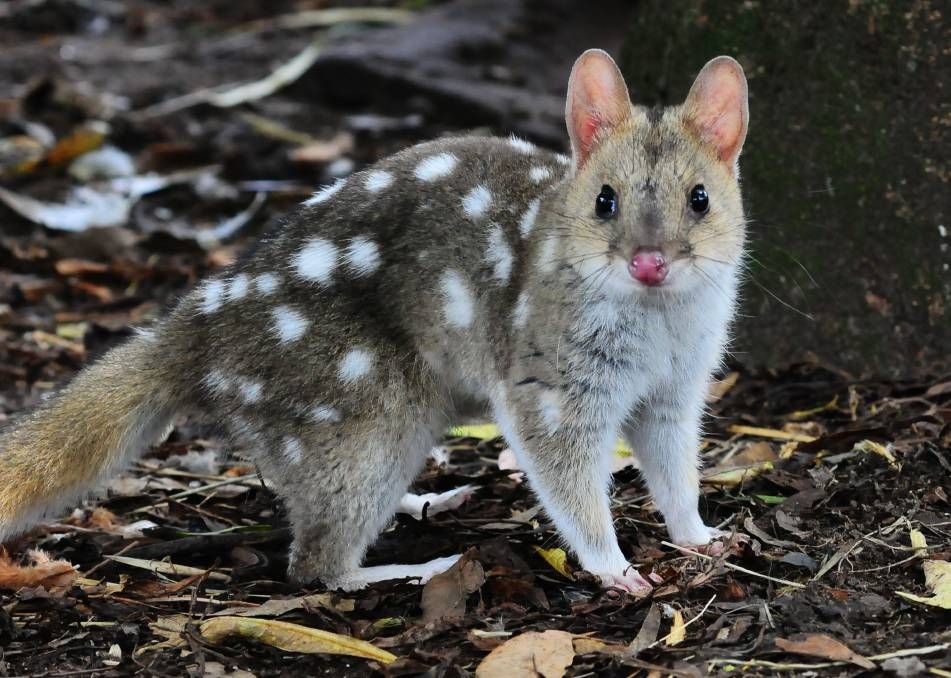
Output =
[{"x1": 629, "y1": 249, "x2": 668, "y2": 286}]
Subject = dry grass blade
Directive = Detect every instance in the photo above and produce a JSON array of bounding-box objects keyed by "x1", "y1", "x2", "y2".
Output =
[
  {"x1": 662, "y1": 542, "x2": 806, "y2": 589},
  {"x1": 106, "y1": 555, "x2": 230, "y2": 582},
  {"x1": 727, "y1": 425, "x2": 816, "y2": 443}
]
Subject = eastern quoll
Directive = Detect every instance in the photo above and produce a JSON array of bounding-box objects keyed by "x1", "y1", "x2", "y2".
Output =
[{"x1": 0, "y1": 50, "x2": 749, "y2": 593}]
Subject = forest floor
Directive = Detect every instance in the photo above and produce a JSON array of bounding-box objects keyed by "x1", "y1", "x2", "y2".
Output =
[{"x1": 0, "y1": 1, "x2": 949, "y2": 676}]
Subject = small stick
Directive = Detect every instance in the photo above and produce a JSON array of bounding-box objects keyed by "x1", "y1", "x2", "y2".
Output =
[
  {"x1": 131, "y1": 474, "x2": 258, "y2": 514},
  {"x1": 661, "y1": 541, "x2": 806, "y2": 589},
  {"x1": 647, "y1": 594, "x2": 717, "y2": 649}
]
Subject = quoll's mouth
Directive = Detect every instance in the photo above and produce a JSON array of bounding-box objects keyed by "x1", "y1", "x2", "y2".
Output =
[{"x1": 628, "y1": 249, "x2": 668, "y2": 286}]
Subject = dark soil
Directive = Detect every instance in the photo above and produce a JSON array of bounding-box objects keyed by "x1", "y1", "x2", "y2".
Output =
[{"x1": 0, "y1": 2, "x2": 949, "y2": 676}]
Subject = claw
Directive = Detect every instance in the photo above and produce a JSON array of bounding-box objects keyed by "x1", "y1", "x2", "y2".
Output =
[{"x1": 596, "y1": 566, "x2": 653, "y2": 596}]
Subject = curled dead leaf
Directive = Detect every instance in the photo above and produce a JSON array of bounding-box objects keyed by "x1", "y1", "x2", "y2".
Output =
[
  {"x1": 775, "y1": 633, "x2": 875, "y2": 670},
  {"x1": 138, "y1": 615, "x2": 396, "y2": 663},
  {"x1": 420, "y1": 550, "x2": 485, "y2": 623},
  {"x1": 896, "y1": 560, "x2": 951, "y2": 609}
]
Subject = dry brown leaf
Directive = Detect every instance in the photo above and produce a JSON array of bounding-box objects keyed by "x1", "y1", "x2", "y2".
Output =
[
  {"x1": 420, "y1": 551, "x2": 485, "y2": 623},
  {"x1": 707, "y1": 370, "x2": 739, "y2": 402},
  {"x1": 629, "y1": 603, "x2": 661, "y2": 653},
  {"x1": 775, "y1": 633, "x2": 875, "y2": 669},
  {"x1": 210, "y1": 593, "x2": 355, "y2": 618},
  {"x1": 727, "y1": 424, "x2": 816, "y2": 443},
  {"x1": 0, "y1": 549, "x2": 78, "y2": 592},
  {"x1": 702, "y1": 461, "x2": 774, "y2": 487},
  {"x1": 475, "y1": 630, "x2": 576, "y2": 678}
]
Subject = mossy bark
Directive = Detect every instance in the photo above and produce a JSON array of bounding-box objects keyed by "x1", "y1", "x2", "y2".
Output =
[{"x1": 621, "y1": 0, "x2": 949, "y2": 376}]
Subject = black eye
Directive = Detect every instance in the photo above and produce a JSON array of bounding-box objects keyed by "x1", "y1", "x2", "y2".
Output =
[
  {"x1": 689, "y1": 184, "x2": 709, "y2": 214},
  {"x1": 595, "y1": 184, "x2": 618, "y2": 219}
]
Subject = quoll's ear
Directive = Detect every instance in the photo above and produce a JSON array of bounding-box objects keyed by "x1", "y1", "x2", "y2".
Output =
[
  {"x1": 566, "y1": 49, "x2": 632, "y2": 169},
  {"x1": 684, "y1": 56, "x2": 749, "y2": 174}
]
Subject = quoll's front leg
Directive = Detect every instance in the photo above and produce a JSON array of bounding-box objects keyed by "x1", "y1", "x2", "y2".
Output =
[
  {"x1": 495, "y1": 404, "x2": 652, "y2": 594},
  {"x1": 622, "y1": 390, "x2": 725, "y2": 548}
]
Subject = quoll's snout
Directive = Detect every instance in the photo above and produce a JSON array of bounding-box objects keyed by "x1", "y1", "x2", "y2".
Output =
[{"x1": 629, "y1": 249, "x2": 668, "y2": 286}]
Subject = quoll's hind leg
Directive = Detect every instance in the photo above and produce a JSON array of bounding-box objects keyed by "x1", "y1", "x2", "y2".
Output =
[{"x1": 271, "y1": 409, "x2": 462, "y2": 591}]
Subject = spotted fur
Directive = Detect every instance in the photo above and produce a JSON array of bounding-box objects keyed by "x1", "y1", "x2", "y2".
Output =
[{"x1": 0, "y1": 51, "x2": 749, "y2": 593}]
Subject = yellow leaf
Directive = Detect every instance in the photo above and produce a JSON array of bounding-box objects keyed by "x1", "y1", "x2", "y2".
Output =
[
  {"x1": 451, "y1": 423, "x2": 633, "y2": 462},
  {"x1": 199, "y1": 617, "x2": 397, "y2": 663},
  {"x1": 786, "y1": 395, "x2": 839, "y2": 421},
  {"x1": 852, "y1": 439, "x2": 898, "y2": 469},
  {"x1": 533, "y1": 546, "x2": 574, "y2": 580},
  {"x1": 666, "y1": 610, "x2": 686, "y2": 646},
  {"x1": 896, "y1": 560, "x2": 951, "y2": 609},
  {"x1": 449, "y1": 424, "x2": 502, "y2": 440},
  {"x1": 910, "y1": 529, "x2": 928, "y2": 558},
  {"x1": 779, "y1": 441, "x2": 800, "y2": 459}
]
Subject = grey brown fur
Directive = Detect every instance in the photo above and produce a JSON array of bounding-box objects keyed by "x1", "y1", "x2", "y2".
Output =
[{"x1": 0, "y1": 50, "x2": 750, "y2": 593}]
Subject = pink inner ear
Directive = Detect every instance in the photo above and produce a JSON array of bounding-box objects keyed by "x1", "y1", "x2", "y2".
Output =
[
  {"x1": 577, "y1": 111, "x2": 603, "y2": 155},
  {"x1": 688, "y1": 63, "x2": 747, "y2": 166},
  {"x1": 706, "y1": 108, "x2": 742, "y2": 162}
]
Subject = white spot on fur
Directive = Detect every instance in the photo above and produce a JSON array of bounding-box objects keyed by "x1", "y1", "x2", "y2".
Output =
[
  {"x1": 484, "y1": 225, "x2": 513, "y2": 283},
  {"x1": 440, "y1": 270, "x2": 474, "y2": 328},
  {"x1": 513, "y1": 291, "x2": 530, "y2": 329},
  {"x1": 538, "y1": 390, "x2": 562, "y2": 434},
  {"x1": 462, "y1": 184, "x2": 492, "y2": 219},
  {"x1": 303, "y1": 178, "x2": 345, "y2": 206},
  {"x1": 282, "y1": 437, "x2": 303, "y2": 464},
  {"x1": 414, "y1": 153, "x2": 458, "y2": 181},
  {"x1": 227, "y1": 273, "x2": 250, "y2": 301},
  {"x1": 312, "y1": 404, "x2": 342, "y2": 423},
  {"x1": 204, "y1": 369, "x2": 232, "y2": 395},
  {"x1": 555, "y1": 153, "x2": 571, "y2": 165},
  {"x1": 272, "y1": 305, "x2": 309, "y2": 343},
  {"x1": 529, "y1": 166, "x2": 552, "y2": 183},
  {"x1": 365, "y1": 169, "x2": 394, "y2": 193},
  {"x1": 238, "y1": 377, "x2": 263, "y2": 404},
  {"x1": 338, "y1": 348, "x2": 374, "y2": 384},
  {"x1": 200, "y1": 280, "x2": 225, "y2": 313},
  {"x1": 344, "y1": 236, "x2": 381, "y2": 276},
  {"x1": 294, "y1": 238, "x2": 338, "y2": 284},
  {"x1": 254, "y1": 272, "x2": 279, "y2": 295},
  {"x1": 508, "y1": 135, "x2": 535, "y2": 154},
  {"x1": 519, "y1": 199, "x2": 540, "y2": 238}
]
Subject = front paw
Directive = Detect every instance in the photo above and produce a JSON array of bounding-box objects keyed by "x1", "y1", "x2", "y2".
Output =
[
  {"x1": 673, "y1": 525, "x2": 748, "y2": 556},
  {"x1": 594, "y1": 566, "x2": 654, "y2": 596}
]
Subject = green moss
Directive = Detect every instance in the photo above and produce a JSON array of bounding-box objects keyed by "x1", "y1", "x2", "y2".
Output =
[{"x1": 621, "y1": 0, "x2": 949, "y2": 375}]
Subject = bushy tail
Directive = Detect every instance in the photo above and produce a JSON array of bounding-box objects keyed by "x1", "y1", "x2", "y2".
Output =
[{"x1": 0, "y1": 333, "x2": 184, "y2": 541}]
